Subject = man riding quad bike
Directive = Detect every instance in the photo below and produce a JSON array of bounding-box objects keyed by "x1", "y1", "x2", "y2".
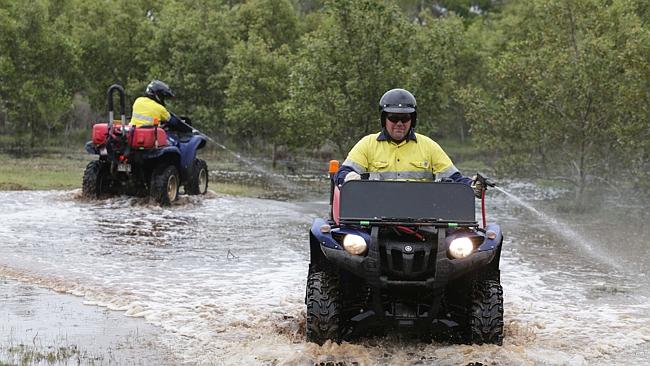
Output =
[
  {"x1": 306, "y1": 165, "x2": 504, "y2": 344},
  {"x1": 82, "y1": 84, "x2": 209, "y2": 205}
]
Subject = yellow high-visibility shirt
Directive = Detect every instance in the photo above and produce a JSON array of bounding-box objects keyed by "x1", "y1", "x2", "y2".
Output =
[
  {"x1": 343, "y1": 132, "x2": 459, "y2": 181},
  {"x1": 129, "y1": 97, "x2": 171, "y2": 127}
]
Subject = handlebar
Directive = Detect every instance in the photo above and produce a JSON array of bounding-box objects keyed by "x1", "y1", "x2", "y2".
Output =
[{"x1": 475, "y1": 172, "x2": 496, "y2": 187}]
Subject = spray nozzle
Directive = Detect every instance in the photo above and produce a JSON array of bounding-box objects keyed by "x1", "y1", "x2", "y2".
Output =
[{"x1": 475, "y1": 172, "x2": 496, "y2": 187}]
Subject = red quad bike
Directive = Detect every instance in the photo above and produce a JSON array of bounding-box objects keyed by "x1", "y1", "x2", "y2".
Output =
[
  {"x1": 82, "y1": 84, "x2": 208, "y2": 205},
  {"x1": 306, "y1": 162, "x2": 504, "y2": 345}
]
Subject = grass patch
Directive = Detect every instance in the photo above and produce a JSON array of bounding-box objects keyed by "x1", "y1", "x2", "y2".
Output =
[
  {"x1": 209, "y1": 182, "x2": 269, "y2": 197},
  {"x1": 0, "y1": 152, "x2": 90, "y2": 190},
  {"x1": 3, "y1": 344, "x2": 86, "y2": 366}
]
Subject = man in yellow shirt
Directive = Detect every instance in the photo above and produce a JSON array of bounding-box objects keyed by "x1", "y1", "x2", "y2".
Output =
[
  {"x1": 335, "y1": 88, "x2": 480, "y2": 194},
  {"x1": 130, "y1": 80, "x2": 187, "y2": 132}
]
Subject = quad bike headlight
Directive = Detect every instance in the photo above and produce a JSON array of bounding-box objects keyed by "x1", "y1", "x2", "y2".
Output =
[
  {"x1": 448, "y1": 237, "x2": 474, "y2": 259},
  {"x1": 342, "y1": 234, "x2": 367, "y2": 255}
]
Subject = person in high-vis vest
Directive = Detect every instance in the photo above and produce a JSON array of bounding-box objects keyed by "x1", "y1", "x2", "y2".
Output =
[
  {"x1": 335, "y1": 88, "x2": 483, "y2": 196},
  {"x1": 130, "y1": 80, "x2": 187, "y2": 132}
]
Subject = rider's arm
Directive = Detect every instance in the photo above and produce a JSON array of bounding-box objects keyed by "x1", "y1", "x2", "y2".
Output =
[
  {"x1": 165, "y1": 113, "x2": 193, "y2": 133},
  {"x1": 335, "y1": 136, "x2": 372, "y2": 185},
  {"x1": 335, "y1": 165, "x2": 359, "y2": 185},
  {"x1": 448, "y1": 171, "x2": 473, "y2": 186},
  {"x1": 167, "y1": 112, "x2": 181, "y2": 126}
]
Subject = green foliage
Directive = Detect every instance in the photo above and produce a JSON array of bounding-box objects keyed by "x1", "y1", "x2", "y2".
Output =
[
  {"x1": 0, "y1": 0, "x2": 648, "y2": 200},
  {"x1": 224, "y1": 35, "x2": 292, "y2": 150},
  {"x1": 0, "y1": 0, "x2": 79, "y2": 147},
  {"x1": 57, "y1": 0, "x2": 157, "y2": 111},
  {"x1": 461, "y1": 0, "x2": 650, "y2": 200},
  {"x1": 285, "y1": 0, "x2": 416, "y2": 154},
  {"x1": 145, "y1": 1, "x2": 235, "y2": 133},
  {"x1": 397, "y1": 0, "x2": 503, "y2": 21},
  {"x1": 235, "y1": 0, "x2": 300, "y2": 50},
  {"x1": 407, "y1": 14, "x2": 468, "y2": 137},
  {"x1": 284, "y1": 0, "x2": 470, "y2": 154}
]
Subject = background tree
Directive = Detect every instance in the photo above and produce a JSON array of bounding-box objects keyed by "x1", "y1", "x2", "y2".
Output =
[
  {"x1": 224, "y1": 35, "x2": 292, "y2": 166},
  {"x1": 460, "y1": 0, "x2": 649, "y2": 203},
  {"x1": 0, "y1": 0, "x2": 79, "y2": 148},
  {"x1": 407, "y1": 14, "x2": 468, "y2": 140},
  {"x1": 235, "y1": 0, "x2": 300, "y2": 51},
  {"x1": 145, "y1": 0, "x2": 236, "y2": 135},
  {"x1": 58, "y1": 0, "x2": 157, "y2": 113},
  {"x1": 607, "y1": 0, "x2": 650, "y2": 193},
  {"x1": 285, "y1": 0, "x2": 415, "y2": 155}
]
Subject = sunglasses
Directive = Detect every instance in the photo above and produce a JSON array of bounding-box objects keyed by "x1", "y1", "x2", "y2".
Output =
[{"x1": 386, "y1": 114, "x2": 412, "y2": 123}]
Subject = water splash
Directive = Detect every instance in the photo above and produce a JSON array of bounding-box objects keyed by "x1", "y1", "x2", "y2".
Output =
[{"x1": 493, "y1": 186, "x2": 621, "y2": 270}]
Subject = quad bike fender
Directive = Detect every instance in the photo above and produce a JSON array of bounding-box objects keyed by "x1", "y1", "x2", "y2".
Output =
[
  {"x1": 445, "y1": 248, "x2": 499, "y2": 281},
  {"x1": 445, "y1": 224, "x2": 502, "y2": 280},
  {"x1": 139, "y1": 146, "x2": 181, "y2": 160},
  {"x1": 477, "y1": 223, "x2": 503, "y2": 253},
  {"x1": 309, "y1": 219, "x2": 372, "y2": 253},
  {"x1": 310, "y1": 220, "x2": 379, "y2": 280},
  {"x1": 85, "y1": 141, "x2": 99, "y2": 155},
  {"x1": 178, "y1": 135, "x2": 207, "y2": 174},
  {"x1": 310, "y1": 218, "x2": 341, "y2": 250}
]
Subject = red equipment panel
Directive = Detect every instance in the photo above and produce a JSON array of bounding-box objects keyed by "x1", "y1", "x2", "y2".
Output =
[
  {"x1": 91, "y1": 123, "x2": 168, "y2": 148},
  {"x1": 129, "y1": 126, "x2": 168, "y2": 148},
  {"x1": 92, "y1": 123, "x2": 110, "y2": 145}
]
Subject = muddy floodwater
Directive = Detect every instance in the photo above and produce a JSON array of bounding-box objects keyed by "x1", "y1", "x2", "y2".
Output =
[{"x1": 1, "y1": 183, "x2": 649, "y2": 365}]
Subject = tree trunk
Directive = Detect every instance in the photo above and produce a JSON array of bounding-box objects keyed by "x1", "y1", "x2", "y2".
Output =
[{"x1": 272, "y1": 143, "x2": 277, "y2": 169}]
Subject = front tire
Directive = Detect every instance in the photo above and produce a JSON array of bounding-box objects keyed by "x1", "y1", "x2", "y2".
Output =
[
  {"x1": 306, "y1": 269, "x2": 342, "y2": 344},
  {"x1": 184, "y1": 159, "x2": 208, "y2": 195},
  {"x1": 82, "y1": 160, "x2": 111, "y2": 198},
  {"x1": 150, "y1": 165, "x2": 179, "y2": 205},
  {"x1": 468, "y1": 279, "x2": 504, "y2": 345}
]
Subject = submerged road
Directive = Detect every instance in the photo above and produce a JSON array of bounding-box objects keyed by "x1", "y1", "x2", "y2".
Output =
[{"x1": 0, "y1": 185, "x2": 648, "y2": 365}]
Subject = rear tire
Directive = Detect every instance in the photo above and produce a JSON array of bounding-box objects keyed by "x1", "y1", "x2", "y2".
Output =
[
  {"x1": 306, "y1": 269, "x2": 342, "y2": 344},
  {"x1": 468, "y1": 279, "x2": 504, "y2": 345},
  {"x1": 184, "y1": 159, "x2": 208, "y2": 195},
  {"x1": 82, "y1": 160, "x2": 111, "y2": 198},
  {"x1": 150, "y1": 165, "x2": 179, "y2": 205}
]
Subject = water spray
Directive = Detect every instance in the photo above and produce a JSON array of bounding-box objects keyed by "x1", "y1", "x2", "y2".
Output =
[{"x1": 175, "y1": 118, "x2": 295, "y2": 191}]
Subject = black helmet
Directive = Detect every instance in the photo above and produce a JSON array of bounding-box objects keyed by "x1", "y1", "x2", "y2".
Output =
[
  {"x1": 379, "y1": 88, "x2": 417, "y2": 128},
  {"x1": 145, "y1": 80, "x2": 174, "y2": 106}
]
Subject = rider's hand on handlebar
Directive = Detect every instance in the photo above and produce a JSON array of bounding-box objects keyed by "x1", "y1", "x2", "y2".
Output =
[
  {"x1": 344, "y1": 171, "x2": 361, "y2": 183},
  {"x1": 471, "y1": 175, "x2": 484, "y2": 198}
]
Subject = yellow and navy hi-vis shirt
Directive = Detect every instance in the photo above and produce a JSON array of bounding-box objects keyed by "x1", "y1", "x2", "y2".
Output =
[
  {"x1": 129, "y1": 97, "x2": 171, "y2": 127},
  {"x1": 342, "y1": 131, "x2": 459, "y2": 181}
]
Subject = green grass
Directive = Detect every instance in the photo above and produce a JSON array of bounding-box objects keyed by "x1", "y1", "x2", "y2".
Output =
[
  {"x1": 2, "y1": 344, "x2": 84, "y2": 366},
  {"x1": 0, "y1": 152, "x2": 90, "y2": 190},
  {"x1": 209, "y1": 182, "x2": 269, "y2": 197},
  {"x1": 0, "y1": 150, "x2": 275, "y2": 197}
]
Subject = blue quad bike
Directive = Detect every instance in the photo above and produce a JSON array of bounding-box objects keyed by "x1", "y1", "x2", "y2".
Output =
[
  {"x1": 82, "y1": 84, "x2": 208, "y2": 205},
  {"x1": 306, "y1": 167, "x2": 504, "y2": 345}
]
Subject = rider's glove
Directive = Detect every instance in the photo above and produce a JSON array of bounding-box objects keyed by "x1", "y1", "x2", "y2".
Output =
[
  {"x1": 344, "y1": 171, "x2": 361, "y2": 182},
  {"x1": 471, "y1": 175, "x2": 484, "y2": 198}
]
